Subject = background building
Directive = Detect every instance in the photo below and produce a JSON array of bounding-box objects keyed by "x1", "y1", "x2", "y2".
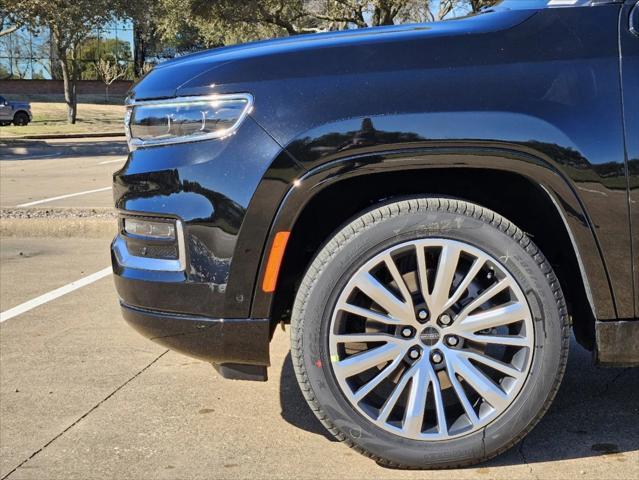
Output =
[{"x1": 0, "y1": 20, "x2": 134, "y2": 80}]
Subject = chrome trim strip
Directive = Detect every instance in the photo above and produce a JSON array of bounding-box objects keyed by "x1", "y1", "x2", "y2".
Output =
[
  {"x1": 176, "y1": 220, "x2": 187, "y2": 270},
  {"x1": 113, "y1": 220, "x2": 187, "y2": 272},
  {"x1": 124, "y1": 93, "x2": 254, "y2": 150},
  {"x1": 548, "y1": 0, "x2": 580, "y2": 5}
]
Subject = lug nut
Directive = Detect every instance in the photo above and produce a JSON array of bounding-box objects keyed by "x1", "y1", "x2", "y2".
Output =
[
  {"x1": 417, "y1": 310, "x2": 428, "y2": 321},
  {"x1": 431, "y1": 352, "x2": 443, "y2": 364},
  {"x1": 447, "y1": 336, "x2": 459, "y2": 347},
  {"x1": 401, "y1": 327, "x2": 413, "y2": 338},
  {"x1": 408, "y1": 348, "x2": 421, "y2": 360},
  {"x1": 438, "y1": 313, "x2": 452, "y2": 326}
]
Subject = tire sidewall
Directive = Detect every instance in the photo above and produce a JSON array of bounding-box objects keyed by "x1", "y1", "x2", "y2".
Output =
[{"x1": 296, "y1": 202, "x2": 564, "y2": 467}]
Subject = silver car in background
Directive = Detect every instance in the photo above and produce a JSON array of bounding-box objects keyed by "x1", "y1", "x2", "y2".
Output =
[{"x1": 0, "y1": 96, "x2": 32, "y2": 126}]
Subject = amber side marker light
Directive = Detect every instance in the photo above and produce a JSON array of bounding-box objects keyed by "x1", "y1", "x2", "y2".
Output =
[{"x1": 262, "y1": 231, "x2": 291, "y2": 293}]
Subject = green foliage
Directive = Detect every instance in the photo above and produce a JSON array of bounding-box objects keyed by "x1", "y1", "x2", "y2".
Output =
[
  {"x1": 77, "y1": 37, "x2": 132, "y2": 80},
  {"x1": 149, "y1": 0, "x2": 501, "y2": 51},
  {"x1": 120, "y1": 0, "x2": 501, "y2": 68},
  {"x1": 192, "y1": 0, "x2": 318, "y2": 36},
  {"x1": 0, "y1": 63, "x2": 10, "y2": 79},
  {"x1": 4, "y1": 0, "x2": 119, "y2": 51}
]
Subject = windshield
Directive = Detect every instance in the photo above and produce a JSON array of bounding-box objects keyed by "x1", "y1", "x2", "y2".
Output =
[{"x1": 495, "y1": 0, "x2": 591, "y2": 9}]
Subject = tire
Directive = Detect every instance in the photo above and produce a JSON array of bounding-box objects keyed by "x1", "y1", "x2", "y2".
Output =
[
  {"x1": 12, "y1": 111, "x2": 29, "y2": 126},
  {"x1": 291, "y1": 197, "x2": 569, "y2": 469},
  {"x1": 0, "y1": 121, "x2": 10, "y2": 126}
]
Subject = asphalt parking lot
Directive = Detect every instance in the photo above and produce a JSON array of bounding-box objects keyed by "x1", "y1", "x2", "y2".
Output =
[{"x1": 0, "y1": 139, "x2": 637, "y2": 479}]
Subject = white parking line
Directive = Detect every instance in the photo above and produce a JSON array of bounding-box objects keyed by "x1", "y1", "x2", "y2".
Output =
[
  {"x1": 25, "y1": 153, "x2": 63, "y2": 160},
  {"x1": 577, "y1": 186, "x2": 607, "y2": 197},
  {"x1": 16, "y1": 187, "x2": 112, "y2": 207},
  {"x1": 0, "y1": 152, "x2": 62, "y2": 160},
  {"x1": 0, "y1": 267, "x2": 112, "y2": 323},
  {"x1": 98, "y1": 158, "x2": 127, "y2": 165}
]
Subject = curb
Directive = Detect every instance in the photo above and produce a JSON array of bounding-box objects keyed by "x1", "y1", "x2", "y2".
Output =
[
  {"x1": 1, "y1": 207, "x2": 117, "y2": 238},
  {"x1": 0, "y1": 139, "x2": 128, "y2": 159}
]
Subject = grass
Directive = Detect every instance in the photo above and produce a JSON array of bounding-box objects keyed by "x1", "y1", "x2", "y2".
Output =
[{"x1": 0, "y1": 102, "x2": 125, "y2": 138}]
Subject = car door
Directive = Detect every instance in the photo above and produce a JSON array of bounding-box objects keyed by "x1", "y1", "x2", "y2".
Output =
[
  {"x1": 620, "y1": 0, "x2": 639, "y2": 316},
  {"x1": 0, "y1": 96, "x2": 11, "y2": 121}
]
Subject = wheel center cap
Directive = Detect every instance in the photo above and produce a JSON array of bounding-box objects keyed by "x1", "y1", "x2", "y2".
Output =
[{"x1": 420, "y1": 326, "x2": 440, "y2": 346}]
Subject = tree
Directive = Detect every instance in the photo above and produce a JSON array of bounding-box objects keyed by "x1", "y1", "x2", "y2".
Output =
[
  {"x1": 469, "y1": 0, "x2": 500, "y2": 12},
  {"x1": 94, "y1": 56, "x2": 127, "y2": 102},
  {"x1": 311, "y1": 0, "x2": 499, "y2": 27},
  {"x1": 153, "y1": 0, "x2": 223, "y2": 55},
  {"x1": 4, "y1": 0, "x2": 118, "y2": 123},
  {"x1": 0, "y1": 28, "x2": 31, "y2": 78},
  {"x1": 179, "y1": 0, "x2": 501, "y2": 46},
  {"x1": 123, "y1": 2, "x2": 163, "y2": 78},
  {"x1": 0, "y1": 8, "x2": 21, "y2": 37},
  {"x1": 210, "y1": 0, "x2": 321, "y2": 35},
  {"x1": 0, "y1": 63, "x2": 10, "y2": 79},
  {"x1": 140, "y1": 62, "x2": 155, "y2": 77},
  {"x1": 77, "y1": 36, "x2": 132, "y2": 80},
  {"x1": 128, "y1": 0, "x2": 501, "y2": 62}
]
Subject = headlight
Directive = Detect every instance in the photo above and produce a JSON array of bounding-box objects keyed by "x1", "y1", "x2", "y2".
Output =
[{"x1": 125, "y1": 93, "x2": 253, "y2": 149}]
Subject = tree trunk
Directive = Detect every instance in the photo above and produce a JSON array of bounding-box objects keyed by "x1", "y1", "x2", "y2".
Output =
[
  {"x1": 133, "y1": 22, "x2": 147, "y2": 78},
  {"x1": 134, "y1": 13, "x2": 156, "y2": 78},
  {"x1": 70, "y1": 58, "x2": 78, "y2": 123},
  {"x1": 59, "y1": 51, "x2": 77, "y2": 124},
  {"x1": 50, "y1": 36, "x2": 63, "y2": 80},
  {"x1": 105, "y1": 84, "x2": 109, "y2": 102},
  {"x1": 59, "y1": 60, "x2": 72, "y2": 123}
]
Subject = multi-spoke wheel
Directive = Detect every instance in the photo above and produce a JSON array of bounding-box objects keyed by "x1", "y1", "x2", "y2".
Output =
[
  {"x1": 292, "y1": 198, "x2": 569, "y2": 469},
  {"x1": 330, "y1": 238, "x2": 534, "y2": 440}
]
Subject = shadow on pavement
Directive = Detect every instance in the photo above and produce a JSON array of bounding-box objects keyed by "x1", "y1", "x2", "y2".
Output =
[
  {"x1": 279, "y1": 351, "x2": 337, "y2": 442},
  {"x1": 279, "y1": 335, "x2": 639, "y2": 464},
  {"x1": 0, "y1": 139, "x2": 128, "y2": 160}
]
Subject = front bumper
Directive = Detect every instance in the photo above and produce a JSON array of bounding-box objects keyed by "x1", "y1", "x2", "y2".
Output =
[
  {"x1": 121, "y1": 302, "x2": 271, "y2": 366},
  {"x1": 110, "y1": 117, "x2": 303, "y2": 372}
]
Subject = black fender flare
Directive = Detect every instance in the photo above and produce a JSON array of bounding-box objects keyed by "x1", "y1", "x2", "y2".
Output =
[{"x1": 249, "y1": 142, "x2": 615, "y2": 322}]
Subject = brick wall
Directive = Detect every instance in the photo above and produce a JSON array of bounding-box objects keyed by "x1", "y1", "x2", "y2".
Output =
[{"x1": 0, "y1": 79, "x2": 133, "y2": 95}]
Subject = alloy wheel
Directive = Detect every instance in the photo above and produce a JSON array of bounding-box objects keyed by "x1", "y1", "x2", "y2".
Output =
[{"x1": 328, "y1": 238, "x2": 534, "y2": 441}]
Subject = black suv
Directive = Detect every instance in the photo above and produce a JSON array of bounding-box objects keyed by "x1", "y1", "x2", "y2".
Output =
[{"x1": 112, "y1": 0, "x2": 639, "y2": 469}]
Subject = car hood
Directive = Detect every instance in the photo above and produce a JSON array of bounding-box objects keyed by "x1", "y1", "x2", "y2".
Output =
[
  {"x1": 129, "y1": 8, "x2": 536, "y2": 101},
  {"x1": 10, "y1": 102, "x2": 30, "y2": 109}
]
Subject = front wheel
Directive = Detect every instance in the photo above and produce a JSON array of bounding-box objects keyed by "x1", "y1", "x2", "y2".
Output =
[
  {"x1": 13, "y1": 111, "x2": 29, "y2": 126},
  {"x1": 291, "y1": 197, "x2": 569, "y2": 468}
]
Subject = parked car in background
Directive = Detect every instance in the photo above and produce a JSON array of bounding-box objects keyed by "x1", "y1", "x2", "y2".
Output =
[
  {"x1": 111, "y1": 0, "x2": 638, "y2": 470},
  {"x1": 0, "y1": 96, "x2": 32, "y2": 126}
]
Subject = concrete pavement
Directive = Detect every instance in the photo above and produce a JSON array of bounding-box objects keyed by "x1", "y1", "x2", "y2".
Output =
[
  {"x1": 0, "y1": 137, "x2": 126, "y2": 209},
  {"x1": 0, "y1": 155, "x2": 123, "y2": 208},
  {"x1": 0, "y1": 138, "x2": 127, "y2": 161},
  {"x1": 0, "y1": 234, "x2": 637, "y2": 480}
]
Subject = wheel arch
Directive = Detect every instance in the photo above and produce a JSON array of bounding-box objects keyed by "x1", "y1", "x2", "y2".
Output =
[{"x1": 250, "y1": 145, "x2": 615, "y2": 350}]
